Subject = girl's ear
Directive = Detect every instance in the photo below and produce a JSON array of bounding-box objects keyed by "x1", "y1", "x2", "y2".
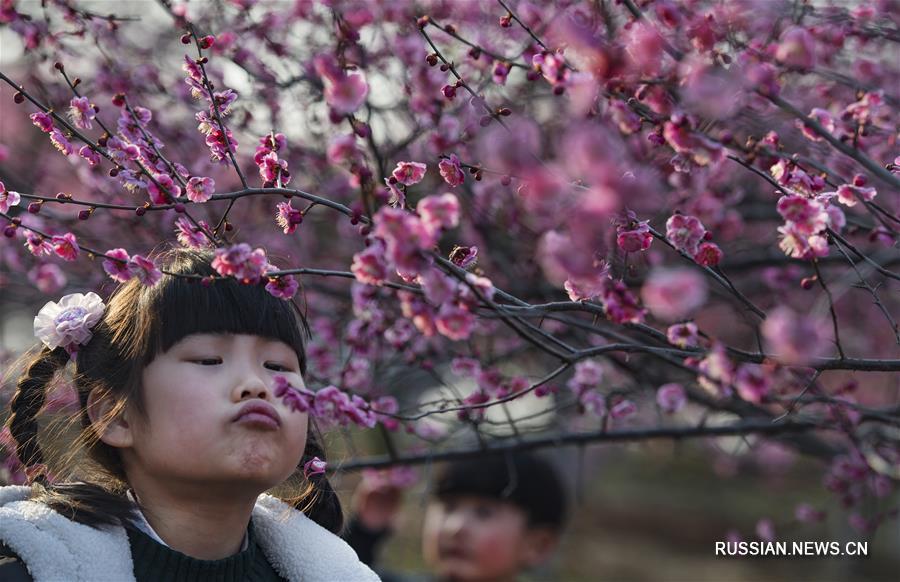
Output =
[{"x1": 86, "y1": 388, "x2": 134, "y2": 448}]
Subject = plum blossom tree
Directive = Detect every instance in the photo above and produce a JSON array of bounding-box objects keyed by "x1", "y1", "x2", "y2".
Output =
[{"x1": 0, "y1": 0, "x2": 898, "y2": 541}]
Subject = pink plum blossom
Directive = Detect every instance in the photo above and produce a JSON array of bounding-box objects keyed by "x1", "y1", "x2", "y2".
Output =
[
  {"x1": 24, "y1": 232, "x2": 53, "y2": 257},
  {"x1": 27, "y1": 263, "x2": 66, "y2": 294},
  {"x1": 265, "y1": 273, "x2": 299, "y2": 300},
  {"x1": 391, "y1": 161, "x2": 427, "y2": 186},
  {"x1": 734, "y1": 364, "x2": 772, "y2": 404},
  {"x1": 48, "y1": 129, "x2": 75, "y2": 156},
  {"x1": 833, "y1": 183, "x2": 877, "y2": 207},
  {"x1": 762, "y1": 307, "x2": 832, "y2": 364},
  {"x1": 693, "y1": 242, "x2": 723, "y2": 266},
  {"x1": 435, "y1": 303, "x2": 475, "y2": 341},
  {"x1": 665, "y1": 214, "x2": 707, "y2": 256},
  {"x1": 174, "y1": 218, "x2": 212, "y2": 249},
  {"x1": 438, "y1": 154, "x2": 465, "y2": 187},
  {"x1": 617, "y1": 220, "x2": 653, "y2": 253},
  {"x1": 0, "y1": 189, "x2": 20, "y2": 213},
  {"x1": 775, "y1": 27, "x2": 816, "y2": 69},
  {"x1": 127, "y1": 254, "x2": 162, "y2": 286},
  {"x1": 641, "y1": 268, "x2": 707, "y2": 322},
  {"x1": 324, "y1": 71, "x2": 369, "y2": 114},
  {"x1": 667, "y1": 322, "x2": 700, "y2": 348},
  {"x1": 78, "y1": 145, "x2": 100, "y2": 167},
  {"x1": 51, "y1": 233, "x2": 79, "y2": 261},
  {"x1": 147, "y1": 173, "x2": 181, "y2": 205},
  {"x1": 275, "y1": 200, "x2": 303, "y2": 234},
  {"x1": 601, "y1": 279, "x2": 645, "y2": 324},
  {"x1": 67, "y1": 96, "x2": 95, "y2": 130},
  {"x1": 186, "y1": 176, "x2": 215, "y2": 203},
  {"x1": 417, "y1": 193, "x2": 459, "y2": 235},
  {"x1": 303, "y1": 457, "x2": 327, "y2": 479},
  {"x1": 351, "y1": 240, "x2": 390, "y2": 286},
  {"x1": 30, "y1": 112, "x2": 53, "y2": 132},
  {"x1": 102, "y1": 248, "x2": 132, "y2": 282},
  {"x1": 610, "y1": 399, "x2": 637, "y2": 420},
  {"x1": 657, "y1": 383, "x2": 686, "y2": 414}
]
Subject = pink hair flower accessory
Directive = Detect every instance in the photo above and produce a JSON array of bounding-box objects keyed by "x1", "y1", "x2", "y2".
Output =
[{"x1": 33, "y1": 292, "x2": 105, "y2": 356}]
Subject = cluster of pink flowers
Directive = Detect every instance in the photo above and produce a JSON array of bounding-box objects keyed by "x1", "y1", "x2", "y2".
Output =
[
  {"x1": 211, "y1": 243, "x2": 269, "y2": 284},
  {"x1": 101, "y1": 248, "x2": 162, "y2": 286},
  {"x1": 566, "y1": 360, "x2": 606, "y2": 416},
  {"x1": 661, "y1": 114, "x2": 723, "y2": 167},
  {"x1": 255, "y1": 133, "x2": 291, "y2": 188},
  {"x1": 174, "y1": 217, "x2": 212, "y2": 249},
  {"x1": 665, "y1": 213, "x2": 723, "y2": 267},
  {"x1": 775, "y1": 193, "x2": 844, "y2": 260},
  {"x1": 666, "y1": 322, "x2": 700, "y2": 348}
]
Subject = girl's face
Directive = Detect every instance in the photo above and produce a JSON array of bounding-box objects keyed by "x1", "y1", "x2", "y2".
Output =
[
  {"x1": 422, "y1": 495, "x2": 547, "y2": 582},
  {"x1": 121, "y1": 333, "x2": 308, "y2": 495}
]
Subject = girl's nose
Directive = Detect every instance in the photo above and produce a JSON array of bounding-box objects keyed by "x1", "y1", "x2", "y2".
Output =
[{"x1": 232, "y1": 364, "x2": 272, "y2": 401}]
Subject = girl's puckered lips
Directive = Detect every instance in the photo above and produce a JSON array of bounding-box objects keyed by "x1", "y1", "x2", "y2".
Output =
[{"x1": 232, "y1": 401, "x2": 282, "y2": 428}]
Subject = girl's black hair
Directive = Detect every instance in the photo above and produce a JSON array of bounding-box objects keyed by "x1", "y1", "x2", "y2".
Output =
[
  {"x1": 4, "y1": 246, "x2": 344, "y2": 533},
  {"x1": 434, "y1": 451, "x2": 567, "y2": 530}
]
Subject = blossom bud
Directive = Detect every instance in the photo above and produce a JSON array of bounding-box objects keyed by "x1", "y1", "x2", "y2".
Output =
[
  {"x1": 224, "y1": 222, "x2": 233, "y2": 231},
  {"x1": 852, "y1": 174, "x2": 867, "y2": 187},
  {"x1": 54, "y1": 62, "x2": 64, "y2": 72},
  {"x1": 78, "y1": 209, "x2": 92, "y2": 220},
  {"x1": 553, "y1": 85, "x2": 565, "y2": 95},
  {"x1": 3, "y1": 224, "x2": 17, "y2": 237},
  {"x1": 479, "y1": 115, "x2": 493, "y2": 127},
  {"x1": 501, "y1": 175, "x2": 511, "y2": 186},
  {"x1": 112, "y1": 93, "x2": 125, "y2": 107},
  {"x1": 174, "y1": 203, "x2": 186, "y2": 213},
  {"x1": 800, "y1": 276, "x2": 816, "y2": 290},
  {"x1": 353, "y1": 122, "x2": 370, "y2": 138},
  {"x1": 108, "y1": 168, "x2": 119, "y2": 177},
  {"x1": 439, "y1": 63, "x2": 450, "y2": 72},
  {"x1": 468, "y1": 47, "x2": 481, "y2": 60},
  {"x1": 416, "y1": 16, "x2": 430, "y2": 28},
  {"x1": 199, "y1": 35, "x2": 215, "y2": 49},
  {"x1": 14, "y1": 92, "x2": 24, "y2": 104},
  {"x1": 27, "y1": 201, "x2": 42, "y2": 214},
  {"x1": 181, "y1": 33, "x2": 192, "y2": 44},
  {"x1": 498, "y1": 107, "x2": 511, "y2": 116},
  {"x1": 444, "y1": 24, "x2": 456, "y2": 34},
  {"x1": 426, "y1": 54, "x2": 438, "y2": 66},
  {"x1": 135, "y1": 207, "x2": 146, "y2": 216},
  {"x1": 500, "y1": 14, "x2": 512, "y2": 27}
]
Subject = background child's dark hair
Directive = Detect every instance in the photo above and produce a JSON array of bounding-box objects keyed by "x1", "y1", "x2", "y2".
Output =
[
  {"x1": 434, "y1": 450, "x2": 568, "y2": 530},
  {"x1": 4, "y1": 246, "x2": 344, "y2": 533}
]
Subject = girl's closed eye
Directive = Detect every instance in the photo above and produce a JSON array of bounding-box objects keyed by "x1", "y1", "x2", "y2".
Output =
[
  {"x1": 190, "y1": 358, "x2": 222, "y2": 366},
  {"x1": 264, "y1": 362, "x2": 295, "y2": 372}
]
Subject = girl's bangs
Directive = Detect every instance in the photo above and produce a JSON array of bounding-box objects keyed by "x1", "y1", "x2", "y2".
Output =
[{"x1": 143, "y1": 251, "x2": 307, "y2": 369}]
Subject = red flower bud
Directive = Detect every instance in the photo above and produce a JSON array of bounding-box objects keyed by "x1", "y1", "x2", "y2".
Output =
[
  {"x1": 174, "y1": 203, "x2": 186, "y2": 213},
  {"x1": 54, "y1": 62, "x2": 64, "y2": 71},
  {"x1": 27, "y1": 201, "x2": 42, "y2": 214},
  {"x1": 78, "y1": 209, "x2": 92, "y2": 220},
  {"x1": 416, "y1": 15, "x2": 430, "y2": 28},
  {"x1": 112, "y1": 93, "x2": 125, "y2": 107},
  {"x1": 181, "y1": 33, "x2": 192, "y2": 44},
  {"x1": 501, "y1": 175, "x2": 512, "y2": 186},
  {"x1": 135, "y1": 207, "x2": 146, "y2": 216},
  {"x1": 14, "y1": 92, "x2": 24, "y2": 104},
  {"x1": 199, "y1": 35, "x2": 215, "y2": 49},
  {"x1": 426, "y1": 54, "x2": 438, "y2": 66},
  {"x1": 800, "y1": 276, "x2": 816, "y2": 290},
  {"x1": 3, "y1": 225, "x2": 17, "y2": 238}
]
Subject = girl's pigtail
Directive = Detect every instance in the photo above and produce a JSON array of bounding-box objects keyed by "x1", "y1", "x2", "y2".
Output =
[
  {"x1": 6, "y1": 347, "x2": 71, "y2": 486},
  {"x1": 299, "y1": 430, "x2": 344, "y2": 534}
]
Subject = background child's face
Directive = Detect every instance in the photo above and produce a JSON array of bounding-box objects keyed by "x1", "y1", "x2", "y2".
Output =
[
  {"x1": 422, "y1": 494, "x2": 554, "y2": 582},
  {"x1": 115, "y1": 333, "x2": 308, "y2": 496}
]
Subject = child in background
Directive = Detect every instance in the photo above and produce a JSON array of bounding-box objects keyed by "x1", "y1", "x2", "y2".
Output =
[
  {"x1": 0, "y1": 247, "x2": 378, "y2": 581},
  {"x1": 345, "y1": 451, "x2": 567, "y2": 582}
]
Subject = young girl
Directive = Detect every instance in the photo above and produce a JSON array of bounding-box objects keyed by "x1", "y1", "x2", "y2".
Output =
[{"x1": 0, "y1": 247, "x2": 379, "y2": 581}]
